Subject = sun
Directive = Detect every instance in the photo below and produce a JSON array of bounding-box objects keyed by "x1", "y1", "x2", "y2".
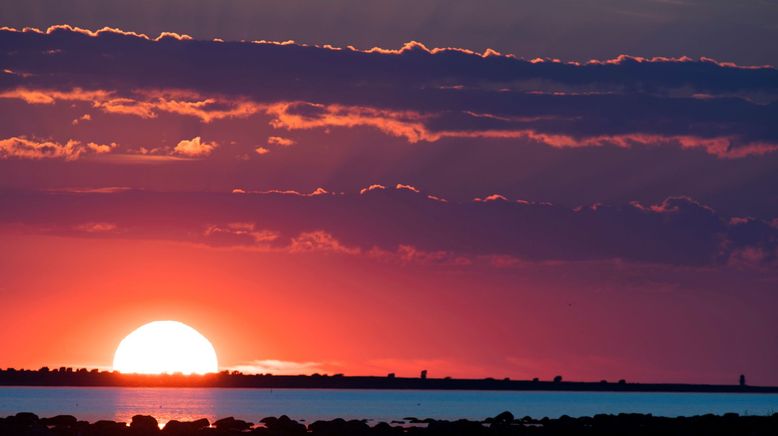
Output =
[{"x1": 113, "y1": 320, "x2": 218, "y2": 375}]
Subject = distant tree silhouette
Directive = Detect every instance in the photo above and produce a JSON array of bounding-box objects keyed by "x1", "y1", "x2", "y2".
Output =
[{"x1": 0, "y1": 367, "x2": 774, "y2": 393}]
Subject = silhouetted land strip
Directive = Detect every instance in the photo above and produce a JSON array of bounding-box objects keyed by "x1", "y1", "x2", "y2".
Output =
[
  {"x1": 1, "y1": 368, "x2": 777, "y2": 393},
  {"x1": 3, "y1": 411, "x2": 778, "y2": 436}
]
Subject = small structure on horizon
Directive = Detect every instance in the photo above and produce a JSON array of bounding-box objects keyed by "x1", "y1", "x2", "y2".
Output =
[
  {"x1": 420, "y1": 369, "x2": 428, "y2": 379},
  {"x1": 740, "y1": 374, "x2": 746, "y2": 386}
]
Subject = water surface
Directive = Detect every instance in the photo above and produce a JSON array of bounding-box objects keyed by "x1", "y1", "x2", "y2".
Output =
[{"x1": 1, "y1": 387, "x2": 777, "y2": 425}]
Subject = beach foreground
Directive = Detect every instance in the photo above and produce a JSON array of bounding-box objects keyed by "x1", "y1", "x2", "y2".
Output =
[{"x1": 2, "y1": 411, "x2": 777, "y2": 436}]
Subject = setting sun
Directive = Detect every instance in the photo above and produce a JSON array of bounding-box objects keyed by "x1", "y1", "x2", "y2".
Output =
[{"x1": 113, "y1": 321, "x2": 218, "y2": 375}]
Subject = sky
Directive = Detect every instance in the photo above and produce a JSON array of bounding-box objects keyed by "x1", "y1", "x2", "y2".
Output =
[{"x1": 0, "y1": 1, "x2": 777, "y2": 385}]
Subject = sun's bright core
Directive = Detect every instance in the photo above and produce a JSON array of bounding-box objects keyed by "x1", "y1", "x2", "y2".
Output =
[{"x1": 113, "y1": 320, "x2": 218, "y2": 375}]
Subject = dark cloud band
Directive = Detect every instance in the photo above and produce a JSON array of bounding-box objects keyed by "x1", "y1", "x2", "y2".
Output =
[
  {"x1": 2, "y1": 26, "x2": 778, "y2": 157},
  {"x1": 1, "y1": 187, "x2": 775, "y2": 267}
]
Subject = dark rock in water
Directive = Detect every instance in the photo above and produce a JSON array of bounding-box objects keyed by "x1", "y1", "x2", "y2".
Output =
[
  {"x1": 0, "y1": 412, "x2": 47, "y2": 435},
  {"x1": 130, "y1": 415, "x2": 159, "y2": 433},
  {"x1": 309, "y1": 418, "x2": 370, "y2": 436},
  {"x1": 259, "y1": 415, "x2": 305, "y2": 436},
  {"x1": 214, "y1": 416, "x2": 252, "y2": 431},
  {"x1": 93, "y1": 420, "x2": 128, "y2": 435},
  {"x1": 4, "y1": 412, "x2": 778, "y2": 436},
  {"x1": 428, "y1": 419, "x2": 487, "y2": 436},
  {"x1": 42, "y1": 414, "x2": 78, "y2": 428},
  {"x1": 14, "y1": 412, "x2": 40, "y2": 423},
  {"x1": 484, "y1": 410, "x2": 514, "y2": 427},
  {"x1": 162, "y1": 418, "x2": 210, "y2": 435},
  {"x1": 372, "y1": 422, "x2": 404, "y2": 436}
]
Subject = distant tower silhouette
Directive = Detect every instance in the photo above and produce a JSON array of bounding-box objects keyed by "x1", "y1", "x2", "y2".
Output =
[
  {"x1": 420, "y1": 370, "x2": 428, "y2": 379},
  {"x1": 739, "y1": 374, "x2": 746, "y2": 386}
]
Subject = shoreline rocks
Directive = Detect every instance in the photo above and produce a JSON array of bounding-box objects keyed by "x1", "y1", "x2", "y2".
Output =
[{"x1": 1, "y1": 411, "x2": 777, "y2": 435}]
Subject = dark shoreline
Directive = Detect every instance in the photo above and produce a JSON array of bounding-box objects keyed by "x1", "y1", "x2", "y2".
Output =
[
  {"x1": 3, "y1": 411, "x2": 778, "y2": 436},
  {"x1": 2, "y1": 369, "x2": 777, "y2": 393}
]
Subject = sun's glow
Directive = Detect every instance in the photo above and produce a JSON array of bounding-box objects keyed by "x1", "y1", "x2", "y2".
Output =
[{"x1": 113, "y1": 320, "x2": 218, "y2": 374}]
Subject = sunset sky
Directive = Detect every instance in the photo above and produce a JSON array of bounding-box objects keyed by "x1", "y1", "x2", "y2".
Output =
[{"x1": 1, "y1": 1, "x2": 777, "y2": 385}]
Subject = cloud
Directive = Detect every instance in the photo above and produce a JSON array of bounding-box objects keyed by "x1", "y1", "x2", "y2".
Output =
[
  {"x1": 0, "y1": 137, "x2": 115, "y2": 160},
  {"x1": 359, "y1": 184, "x2": 386, "y2": 194},
  {"x1": 226, "y1": 359, "x2": 335, "y2": 375},
  {"x1": 1, "y1": 187, "x2": 775, "y2": 268},
  {"x1": 289, "y1": 231, "x2": 361, "y2": 255},
  {"x1": 203, "y1": 222, "x2": 280, "y2": 247},
  {"x1": 1, "y1": 26, "x2": 777, "y2": 157},
  {"x1": 71, "y1": 113, "x2": 91, "y2": 125},
  {"x1": 73, "y1": 222, "x2": 118, "y2": 233},
  {"x1": 255, "y1": 146, "x2": 270, "y2": 155},
  {"x1": 0, "y1": 88, "x2": 264, "y2": 122},
  {"x1": 267, "y1": 136, "x2": 295, "y2": 147},
  {"x1": 173, "y1": 136, "x2": 218, "y2": 157},
  {"x1": 395, "y1": 183, "x2": 420, "y2": 193},
  {"x1": 368, "y1": 245, "x2": 472, "y2": 266}
]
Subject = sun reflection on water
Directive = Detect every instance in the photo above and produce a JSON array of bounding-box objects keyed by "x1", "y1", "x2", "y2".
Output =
[{"x1": 113, "y1": 388, "x2": 217, "y2": 428}]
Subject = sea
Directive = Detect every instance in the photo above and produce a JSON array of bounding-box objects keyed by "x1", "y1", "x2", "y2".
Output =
[{"x1": 1, "y1": 387, "x2": 777, "y2": 425}]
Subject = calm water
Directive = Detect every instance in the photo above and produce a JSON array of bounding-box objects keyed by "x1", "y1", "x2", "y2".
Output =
[{"x1": 1, "y1": 387, "x2": 777, "y2": 425}]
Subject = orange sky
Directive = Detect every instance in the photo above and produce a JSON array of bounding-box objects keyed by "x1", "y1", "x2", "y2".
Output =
[{"x1": 1, "y1": 226, "x2": 775, "y2": 384}]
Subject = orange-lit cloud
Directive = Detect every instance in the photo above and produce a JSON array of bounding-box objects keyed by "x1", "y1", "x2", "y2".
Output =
[
  {"x1": 71, "y1": 114, "x2": 92, "y2": 125},
  {"x1": 359, "y1": 184, "x2": 386, "y2": 194},
  {"x1": 174, "y1": 136, "x2": 218, "y2": 157},
  {"x1": 289, "y1": 231, "x2": 360, "y2": 255},
  {"x1": 266, "y1": 103, "x2": 434, "y2": 143},
  {"x1": 5, "y1": 24, "x2": 191, "y2": 42},
  {"x1": 2, "y1": 23, "x2": 777, "y2": 159},
  {"x1": 263, "y1": 101, "x2": 778, "y2": 158},
  {"x1": 267, "y1": 136, "x2": 295, "y2": 147},
  {"x1": 0, "y1": 88, "x2": 111, "y2": 105},
  {"x1": 0, "y1": 137, "x2": 115, "y2": 160},
  {"x1": 203, "y1": 223, "x2": 280, "y2": 247},
  {"x1": 0, "y1": 87, "x2": 264, "y2": 122}
]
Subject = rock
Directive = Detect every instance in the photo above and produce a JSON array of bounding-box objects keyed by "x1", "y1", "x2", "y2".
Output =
[
  {"x1": 162, "y1": 418, "x2": 210, "y2": 435},
  {"x1": 214, "y1": 416, "x2": 252, "y2": 431},
  {"x1": 491, "y1": 411, "x2": 514, "y2": 425},
  {"x1": 260, "y1": 415, "x2": 305, "y2": 436},
  {"x1": 130, "y1": 415, "x2": 159, "y2": 433},
  {"x1": 42, "y1": 414, "x2": 78, "y2": 428},
  {"x1": 14, "y1": 412, "x2": 40, "y2": 425},
  {"x1": 93, "y1": 420, "x2": 128, "y2": 435}
]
